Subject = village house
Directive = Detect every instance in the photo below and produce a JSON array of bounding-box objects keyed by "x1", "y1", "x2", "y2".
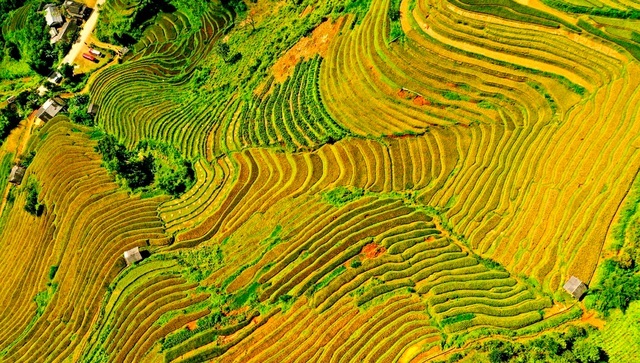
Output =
[
  {"x1": 64, "y1": 1, "x2": 89, "y2": 19},
  {"x1": 35, "y1": 98, "x2": 65, "y2": 123},
  {"x1": 124, "y1": 247, "x2": 143, "y2": 266},
  {"x1": 48, "y1": 72, "x2": 63, "y2": 85},
  {"x1": 8, "y1": 166, "x2": 26, "y2": 185},
  {"x1": 44, "y1": 5, "x2": 64, "y2": 27},
  {"x1": 563, "y1": 276, "x2": 587, "y2": 299}
]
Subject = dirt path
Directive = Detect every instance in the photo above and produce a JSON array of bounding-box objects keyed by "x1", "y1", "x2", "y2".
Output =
[{"x1": 62, "y1": 0, "x2": 107, "y2": 65}]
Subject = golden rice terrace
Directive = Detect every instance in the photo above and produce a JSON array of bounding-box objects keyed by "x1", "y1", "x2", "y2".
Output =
[{"x1": 0, "y1": 0, "x2": 639, "y2": 362}]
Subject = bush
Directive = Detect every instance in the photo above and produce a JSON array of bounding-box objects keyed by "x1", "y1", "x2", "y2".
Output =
[
  {"x1": 587, "y1": 260, "x2": 640, "y2": 315},
  {"x1": 95, "y1": 134, "x2": 155, "y2": 189},
  {"x1": 0, "y1": 106, "x2": 21, "y2": 143},
  {"x1": 19, "y1": 151, "x2": 35, "y2": 168},
  {"x1": 322, "y1": 186, "x2": 365, "y2": 207},
  {"x1": 24, "y1": 179, "x2": 44, "y2": 216},
  {"x1": 481, "y1": 327, "x2": 608, "y2": 363}
]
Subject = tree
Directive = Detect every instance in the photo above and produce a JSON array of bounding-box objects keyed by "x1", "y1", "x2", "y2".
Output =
[
  {"x1": 573, "y1": 340, "x2": 602, "y2": 363},
  {"x1": 60, "y1": 63, "x2": 74, "y2": 78},
  {"x1": 214, "y1": 42, "x2": 230, "y2": 63},
  {"x1": 24, "y1": 181, "x2": 44, "y2": 216}
]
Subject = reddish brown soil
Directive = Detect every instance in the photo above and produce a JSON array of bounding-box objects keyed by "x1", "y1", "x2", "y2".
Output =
[
  {"x1": 362, "y1": 243, "x2": 386, "y2": 259},
  {"x1": 398, "y1": 89, "x2": 431, "y2": 107},
  {"x1": 224, "y1": 306, "x2": 249, "y2": 317},
  {"x1": 271, "y1": 17, "x2": 346, "y2": 82},
  {"x1": 186, "y1": 321, "x2": 198, "y2": 331},
  {"x1": 413, "y1": 95, "x2": 431, "y2": 106},
  {"x1": 580, "y1": 303, "x2": 606, "y2": 329},
  {"x1": 397, "y1": 89, "x2": 412, "y2": 99}
]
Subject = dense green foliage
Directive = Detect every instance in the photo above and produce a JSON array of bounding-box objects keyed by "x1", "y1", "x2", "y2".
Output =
[
  {"x1": 322, "y1": 186, "x2": 365, "y2": 207},
  {"x1": 585, "y1": 174, "x2": 640, "y2": 315},
  {"x1": 388, "y1": 0, "x2": 403, "y2": 41},
  {"x1": 586, "y1": 259, "x2": 640, "y2": 316},
  {"x1": 2, "y1": 2, "x2": 56, "y2": 75},
  {"x1": 67, "y1": 95, "x2": 94, "y2": 126},
  {"x1": 95, "y1": 134, "x2": 194, "y2": 196},
  {"x1": 0, "y1": 106, "x2": 20, "y2": 143},
  {"x1": 24, "y1": 179, "x2": 44, "y2": 216},
  {"x1": 18, "y1": 151, "x2": 35, "y2": 168},
  {"x1": 479, "y1": 327, "x2": 607, "y2": 363},
  {"x1": 95, "y1": 134, "x2": 155, "y2": 189},
  {"x1": 138, "y1": 140, "x2": 195, "y2": 196}
]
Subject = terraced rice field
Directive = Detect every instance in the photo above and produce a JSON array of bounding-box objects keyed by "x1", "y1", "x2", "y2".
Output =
[{"x1": 1, "y1": 0, "x2": 640, "y2": 361}]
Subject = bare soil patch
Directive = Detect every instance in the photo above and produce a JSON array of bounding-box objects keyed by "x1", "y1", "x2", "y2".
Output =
[
  {"x1": 271, "y1": 17, "x2": 346, "y2": 82},
  {"x1": 185, "y1": 321, "x2": 198, "y2": 331},
  {"x1": 362, "y1": 243, "x2": 386, "y2": 259}
]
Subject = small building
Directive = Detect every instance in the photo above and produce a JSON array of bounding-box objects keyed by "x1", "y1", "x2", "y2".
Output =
[
  {"x1": 45, "y1": 6, "x2": 64, "y2": 27},
  {"x1": 64, "y1": 1, "x2": 88, "y2": 19},
  {"x1": 48, "y1": 71, "x2": 63, "y2": 85},
  {"x1": 51, "y1": 20, "x2": 77, "y2": 44},
  {"x1": 563, "y1": 276, "x2": 587, "y2": 299},
  {"x1": 35, "y1": 98, "x2": 65, "y2": 123},
  {"x1": 124, "y1": 247, "x2": 143, "y2": 266},
  {"x1": 49, "y1": 27, "x2": 58, "y2": 38},
  {"x1": 9, "y1": 166, "x2": 26, "y2": 185},
  {"x1": 87, "y1": 103, "x2": 98, "y2": 115}
]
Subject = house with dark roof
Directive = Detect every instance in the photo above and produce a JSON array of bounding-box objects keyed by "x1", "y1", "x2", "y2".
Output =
[
  {"x1": 36, "y1": 98, "x2": 65, "y2": 123},
  {"x1": 64, "y1": 1, "x2": 89, "y2": 19},
  {"x1": 563, "y1": 276, "x2": 587, "y2": 299}
]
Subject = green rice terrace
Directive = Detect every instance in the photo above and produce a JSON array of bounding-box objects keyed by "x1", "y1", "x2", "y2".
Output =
[{"x1": 1, "y1": 0, "x2": 640, "y2": 362}]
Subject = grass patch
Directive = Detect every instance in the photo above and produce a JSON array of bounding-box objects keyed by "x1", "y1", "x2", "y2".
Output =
[
  {"x1": 441, "y1": 313, "x2": 475, "y2": 327},
  {"x1": 322, "y1": 186, "x2": 365, "y2": 207}
]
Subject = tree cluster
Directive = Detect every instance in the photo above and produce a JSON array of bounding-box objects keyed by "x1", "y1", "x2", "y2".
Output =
[
  {"x1": 67, "y1": 95, "x2": 94, "y2": 126},
  {"x1": 24, "y1": 180, "x2": 44, "y2": 216},
  {"x1": 95, "y1": 134, "x2": 154, "y2": 189},
  {"x1": 585, "y1": 208, "x2": 640, "y2": 315},
  {"x1": 95, "y1": 135, "x2": 195, "y2": 196},
  {"x1": 480, "y1": 327, "x2": 607, "y2": 363},
  {"x1": 2, "y1": 4, "x2": 57, "y2": 75},
  {"x1": 0, "y1": 106, "x2": 21, "y2": 144}
]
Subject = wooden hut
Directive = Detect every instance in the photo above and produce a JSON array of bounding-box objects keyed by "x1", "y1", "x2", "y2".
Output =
[
  {"x1": 563, "y1": 276, "x2": 587, "y2": 299},
  {"x1": 9, "y1": 166, "x2": 26, "y2": 185},
  {"x1": 123, "y1": 247, "x2": 143, "y2": 266},
  {"x1": 87, "y1": 103, "x2": 98, "y2": 115}
]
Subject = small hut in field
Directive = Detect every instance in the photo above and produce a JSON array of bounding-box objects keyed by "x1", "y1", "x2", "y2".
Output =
[
  {"x1": 9, "y1": 165, "x2": 26, "y2": 185},
  {"x1": 124, "y1": 247, "x2": 143, "y2": 266},
  {"x1": 87, "y1": 103, "x2": 98, "y2": 115},
  {"x1": 563, "y1": 276, "x2": 587, "y2": 299}
]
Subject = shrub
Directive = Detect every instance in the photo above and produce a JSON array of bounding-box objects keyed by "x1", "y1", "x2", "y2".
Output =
[
  {"x1": 322, "y1": 186, "x2": 365, "y2": 207},
  {"x1": 24, "y1": 179, "x2": 44, "y2": 216}
]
